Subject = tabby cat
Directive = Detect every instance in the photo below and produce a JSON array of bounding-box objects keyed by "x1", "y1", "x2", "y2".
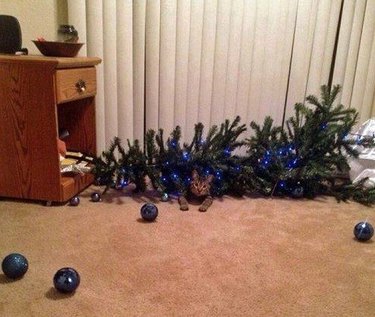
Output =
[{"x1": 178, "y1": 170, "x2": 214, "y2": 212}]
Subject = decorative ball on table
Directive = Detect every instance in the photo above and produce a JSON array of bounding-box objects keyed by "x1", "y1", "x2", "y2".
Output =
[
  {"x1": 53, "y1": 267, "x2": 80, "y2": 293},
  {"x1": 353, "y1": 221, "x2": 374, "y2": 242},
  {"x1": 140, "y1": 203, "x2": 158, "y2": 222},
  {"x1": 91, "y1": 192, "x2": 101, "y2": 202},
  {"x1": 69, "y1": 196, "x2": 80, "y2": 206},
  {"x1": 2, "y1": 253, "x2": 29, "y2": 279},
  {"x1": 160, "y1": 192, "x2": 169, "y2": 202}
]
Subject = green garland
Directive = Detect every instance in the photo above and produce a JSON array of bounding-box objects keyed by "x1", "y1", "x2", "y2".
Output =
[{"x1": 93, "y1": 85, "x2": 375, "y2": 205}]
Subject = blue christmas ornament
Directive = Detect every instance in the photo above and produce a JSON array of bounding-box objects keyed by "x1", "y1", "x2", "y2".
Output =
[
  {"x1": 160, "y1": 192, "x2": 169, "y2": 202},
  {"x1": 91, "y1": 192, "x2": 101, "y2": 202},
  {"x1": 53, "y1": 267, "x2": 80, "y2": 293},
  {"x1": 69, "y1": 196, "x2": 80, "y2": 206},
  {"x1": 2, "y1": 253, "x2": 29, "y2": 279},
  {"x1": 140, "y1": 203, "x2": 159, "y2": 222},
  {"x1": 291, "y1": 183, "x2": 304, "y2": 198},
  {"x1": 354, "y1": 221, "x2": 374, "y2": 242}
]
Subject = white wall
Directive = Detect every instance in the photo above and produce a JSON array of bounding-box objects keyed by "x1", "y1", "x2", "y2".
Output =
[{"x1": 0, "y1": 0, "x2": 68, "y2": 54}]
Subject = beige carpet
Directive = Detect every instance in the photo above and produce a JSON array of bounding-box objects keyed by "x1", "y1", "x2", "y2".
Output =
[{"x1": 0, "y1": 187, "x2": 374, "y2": 317}]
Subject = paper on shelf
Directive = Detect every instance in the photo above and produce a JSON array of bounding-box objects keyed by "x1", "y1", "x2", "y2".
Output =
[{"x1": 349, "y1": 118, "x2": 375, "y2": 184}]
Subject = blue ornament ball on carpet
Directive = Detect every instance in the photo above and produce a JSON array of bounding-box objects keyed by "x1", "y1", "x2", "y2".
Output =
[
  {"x1": 160, "y1": 192, "x2": 169, "y2": 202},
  {"x1": 2, "y1": 253, "x2": 29, "y2": 279},
  {"x1": 53, "y1": 267, "x2": 80, "y2": 293},
  {"x1": 141, "y1": 203, "x2": 158, "y2": 221},
  {"x1": 353, "y1": 221, "x2": 374, "y2": 242},
  {"x1": 91, "y1": 192, "x2": 101, "y2": 202},
  {"x1": 69, "y1": 196, "x2": 80, "y2": 206}
]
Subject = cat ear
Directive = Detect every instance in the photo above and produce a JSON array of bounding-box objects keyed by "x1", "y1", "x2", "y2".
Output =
[
  {"x1": 206, "y1": 174, "x2": 214, "y2": 183},
  {"x1": 192, "y1": 169, "x2": 199, "y2": 180}
]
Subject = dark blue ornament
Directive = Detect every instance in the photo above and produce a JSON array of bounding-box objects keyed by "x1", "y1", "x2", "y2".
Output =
[
  {"x1": 69, "y1": 196, "x2": 80, "y2": 206},
  {"x1": 160, "y1": 193, "x2": 169, "y2": 202},
  {"x1": 354, "y1": 222, "x2": 374, "y2": 242},
  {"x1": 140, "y1": 203, "x2": 158, "y2": 222},
  {"x1": 2, "y1": 253, "x2": 29, "y2": 279},
  {"x1": 91, "y1": 192, "x2": 101, "y2": 202},
  {"x1": 291, "y1": 184, "x2": 304, "y2": 198},
  {"x1": 53, "y1": 267, "x2": 80, "y2": 293}
]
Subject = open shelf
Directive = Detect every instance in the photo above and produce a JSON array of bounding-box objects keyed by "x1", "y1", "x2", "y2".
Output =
[{"x1": 0, "y1": 55, "x2": 101, "y2": 203}]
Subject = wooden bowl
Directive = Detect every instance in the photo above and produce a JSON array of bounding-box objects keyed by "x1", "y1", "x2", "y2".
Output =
[{"x1": 32, "y1": 40, "x2": 84, "y2": 57}]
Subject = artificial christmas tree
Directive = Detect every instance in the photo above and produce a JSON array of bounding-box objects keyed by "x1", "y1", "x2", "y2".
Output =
[{"x1": 93, "y1": 85, "x2": 375, "y2": 206}]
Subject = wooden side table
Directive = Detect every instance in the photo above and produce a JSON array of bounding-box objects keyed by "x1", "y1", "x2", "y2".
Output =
[{"x1": 0, "y1": 55, "x2": 101, "y2": 203}]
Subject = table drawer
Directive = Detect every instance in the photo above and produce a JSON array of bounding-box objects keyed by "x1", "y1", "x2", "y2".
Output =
[{"x1": 55, "y1": 67, "x2": 96, "y2": 104}]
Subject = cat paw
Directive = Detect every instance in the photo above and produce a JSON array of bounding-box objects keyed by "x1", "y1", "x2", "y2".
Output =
[
  {"x1": 180, "y1": 205, "x2": 189, "y2": 211},
  {"x1": 198, "y1": 206, "x2": 207, "y2": 212}
]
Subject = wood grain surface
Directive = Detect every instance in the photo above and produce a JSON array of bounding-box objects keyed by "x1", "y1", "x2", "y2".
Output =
[{"x1": 0, "y1": 55, "x2": 99, "y2": 202}]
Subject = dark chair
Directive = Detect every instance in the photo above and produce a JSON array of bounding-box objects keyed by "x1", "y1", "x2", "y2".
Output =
[{"x1": 0, "y1": 15, "x2": 28, "y2": 54}]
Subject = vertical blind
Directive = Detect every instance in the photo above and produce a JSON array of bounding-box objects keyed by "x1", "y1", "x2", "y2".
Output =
[{"x1": 68, "y1": 0, "x2": 375, "y2": 153}]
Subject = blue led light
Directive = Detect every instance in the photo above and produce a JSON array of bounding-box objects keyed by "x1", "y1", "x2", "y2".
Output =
[
  {"x1": 278, "y1": 180, "x2": 286, "y2": 188},
  {"x1": 287, "y1": 158, "x2": 299, "y2": 168},
  {"x1": 224, "y1": 148, "x2": 231, "y2": 156},
  {"x1": 170, "y1": 140, "x2": 177, "y2": 147},
  {"x1": 320, "y1": 122, "x2": 328, "y2": 130}
]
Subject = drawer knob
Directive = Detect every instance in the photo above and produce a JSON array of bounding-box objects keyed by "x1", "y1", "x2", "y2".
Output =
[{"x1": 75, "y1": 79, "x2": 86, "y2": 92}]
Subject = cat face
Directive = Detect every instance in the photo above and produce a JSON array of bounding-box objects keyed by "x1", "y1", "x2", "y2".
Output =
[{"x1": 190, "y1": 170, "x2": 214, "y2": 196}]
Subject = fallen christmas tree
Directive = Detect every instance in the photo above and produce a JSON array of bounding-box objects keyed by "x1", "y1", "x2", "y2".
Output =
[{"x1": 93, "y1": 85, "x2": 375, "y2": 205}]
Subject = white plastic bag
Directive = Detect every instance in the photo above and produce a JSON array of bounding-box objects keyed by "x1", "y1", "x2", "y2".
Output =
[{"x1": 349, "y1": 119, "x2": 375, "y2": 185}]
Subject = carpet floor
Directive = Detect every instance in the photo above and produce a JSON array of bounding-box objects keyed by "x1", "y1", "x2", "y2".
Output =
[{"x1": 0, "y1": 187, "x2": 374, "y2": 317}]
